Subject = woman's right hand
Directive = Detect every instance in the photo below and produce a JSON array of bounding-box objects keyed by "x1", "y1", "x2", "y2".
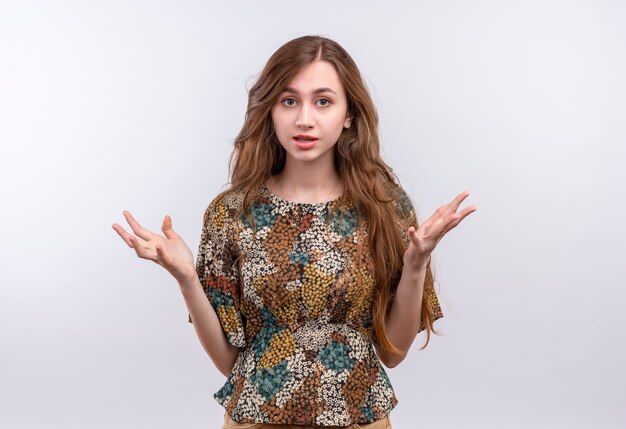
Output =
[{"x1": 112, "y1": 211, "x2": 196, "y2": 284}]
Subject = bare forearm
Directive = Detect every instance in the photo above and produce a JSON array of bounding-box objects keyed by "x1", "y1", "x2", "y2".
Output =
[
  {"x1": 382, "y1": 264, "x2": 426, "y2": 366},
  {"x1": 178, "y1": 274, "x2": 240, "y2": 377}
]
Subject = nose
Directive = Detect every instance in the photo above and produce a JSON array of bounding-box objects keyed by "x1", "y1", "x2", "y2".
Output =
[{"x1": 295, "y1": 105, "x2": 314, "y2": 129}]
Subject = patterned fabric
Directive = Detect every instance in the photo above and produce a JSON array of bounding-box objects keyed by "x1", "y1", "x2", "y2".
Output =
[
  {"x1": 222, "y1": 410, "x2": 392, "y2": 428},
  {"x1": 188, "y1": 183, "x2": 443, "y2": 426}
]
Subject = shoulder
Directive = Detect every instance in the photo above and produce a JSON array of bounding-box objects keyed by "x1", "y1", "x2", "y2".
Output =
[
  {"x1": 389, "y1": 183, "x2": 415, "y2": 219},
  {"x1": 208, "y1": 188, "x2": 246, "y2": 210},
  {"x1": 203, "y1": 188, "x2": 246, "y2": 226}
]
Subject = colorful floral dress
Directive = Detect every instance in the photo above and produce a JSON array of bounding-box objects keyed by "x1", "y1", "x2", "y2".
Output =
[{"x1": 188, "y1": 183, "x2": 443, "y2": 426}]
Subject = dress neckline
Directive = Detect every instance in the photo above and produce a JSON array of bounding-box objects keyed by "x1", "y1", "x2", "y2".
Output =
[{"x1": 260, "y1": 183, "x2": 345, "y2": 207}]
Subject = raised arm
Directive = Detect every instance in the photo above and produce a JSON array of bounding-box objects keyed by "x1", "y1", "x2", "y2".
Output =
[
  {"x1": 377, "y1": 191, "x2": 476, "y2": 368},
  {"x1": 112, "y1": 211, "x2": 240, "y2": 377}
]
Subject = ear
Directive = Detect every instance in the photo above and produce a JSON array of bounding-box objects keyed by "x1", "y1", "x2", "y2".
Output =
[{"x1": 343, "y1": 113, "x2": 354, "y2": 129}]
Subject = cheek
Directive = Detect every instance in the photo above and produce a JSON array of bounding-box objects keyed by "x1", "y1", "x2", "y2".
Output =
[
  {"x1": 271, "y1": 112, "x2": 290, "y2": 145},
  {"x1": 331, "y1": 111, "x2": 349, "y2": 130},
  {"x1": 271, "y1": 110, "x2": 289, "y2": 130},
  {"x1": 271, "y1": 118, "x2": 284, "y2": 140}
]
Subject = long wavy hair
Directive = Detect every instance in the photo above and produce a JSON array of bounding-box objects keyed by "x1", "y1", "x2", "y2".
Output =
[{"x1": 221, "y1": 35, "x2": 440, "y2": 354}]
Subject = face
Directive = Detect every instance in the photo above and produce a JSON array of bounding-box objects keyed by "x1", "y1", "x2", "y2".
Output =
[{"x1": 271, "y1": 60, "x2": 353, "y2": 169}]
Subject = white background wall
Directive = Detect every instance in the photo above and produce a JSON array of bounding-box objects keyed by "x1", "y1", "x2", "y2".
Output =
[{"x1": 1, "y1": 1, "x2": 624, "y2": 428}]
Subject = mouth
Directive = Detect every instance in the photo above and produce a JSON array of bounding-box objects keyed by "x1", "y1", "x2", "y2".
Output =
[
  {"x1": 293, "y1": 135, "x2": 318, "y2": 150},
  {"x1": 293, "y1": 134, "x2": 319, "y2": 143}
]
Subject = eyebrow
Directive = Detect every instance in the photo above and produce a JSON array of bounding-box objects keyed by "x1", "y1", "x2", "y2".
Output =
[{"x1": 282, "y1": 86, "x2": 337, "y2": 95}]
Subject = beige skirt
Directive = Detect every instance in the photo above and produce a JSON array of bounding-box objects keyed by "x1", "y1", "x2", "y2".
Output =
[{"x1": 221, "y1": 412, "x2": 392, "y2": 429}]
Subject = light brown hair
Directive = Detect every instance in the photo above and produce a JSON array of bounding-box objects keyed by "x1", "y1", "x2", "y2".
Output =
[{"x1": 222, "y1": 35, "x2": 440, "y2": 354}]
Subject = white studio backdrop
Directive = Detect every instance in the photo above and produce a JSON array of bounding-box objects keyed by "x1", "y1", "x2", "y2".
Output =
[{"x1": 1, "y1": 1, "x2": 624, "y2": 428}]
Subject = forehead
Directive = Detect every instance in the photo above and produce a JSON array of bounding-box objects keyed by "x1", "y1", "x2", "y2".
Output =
[{"x1": 282, "y1": 60, "x2": 345, "y2": 94}]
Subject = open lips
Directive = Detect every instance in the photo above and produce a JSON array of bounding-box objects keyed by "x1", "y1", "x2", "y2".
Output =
[
  {"x1": 294, "y1": 134, "x2": 318, "y2": 142},
  {"x1": 293, "y1": 135, "x2": 318, "y2": 150}
]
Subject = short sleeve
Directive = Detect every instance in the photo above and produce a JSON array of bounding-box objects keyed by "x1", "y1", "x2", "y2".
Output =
[
  {"x1": 394, "y1": 187, "x2": 444, "y2": 333},
  {"x1": 188, "y1": 194, "x2": 246, "y2": 348}
]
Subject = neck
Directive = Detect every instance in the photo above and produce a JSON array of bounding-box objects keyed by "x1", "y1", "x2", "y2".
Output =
[{"x1": 267, "y1": 156, "x2": 343, "y2": 203}]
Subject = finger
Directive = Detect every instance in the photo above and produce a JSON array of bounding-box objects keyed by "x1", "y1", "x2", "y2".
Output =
[
  {"x1": 162, "y1": 215, "x2": 179, "y2": 240},
  {"x1": 435, "y1": 204, "x2": 448, "y2": 215},
  {"x1": 123, "y1": 211, "x2": 153, "y2": 241},
  {"x1": 428, "y1": 212, "x2": 462, "y2": 239},
  {"x1": 425, "y1": 202, "x2": 455, "y2": 230},
  {"x1": 423, "y1": 209, "x2": 453, "y2": 236},
  {"x1": 155, "y1": 243, "x2": 169, "y2": 264},
  {"x1": 444, "y1": 191, "x2": 471, "y2": 215},
  {"x1": 409, "y1": 226, "x2": 429, "y2": 249},
  {"x1": 417, "y1": 208, "x2": 442, "y2": 233},
  {"x1": 443, "y1": 206, "x2": 477, "y2": 233},
  {"x1": 129, "y1": 235, "x2": 157, "y2": 261},
  {"x1": 407, "y1": 226, "x2": 419, "y2": 244},
  {"x1": 128, "y1": 235, "x2": 148, "y2": 250},
  {"x1": 128, "y1": 235, "x2": 138, "y2": 251},
  {"x1": 112, "y1": 223, "x2": 135, "y2": 248}
]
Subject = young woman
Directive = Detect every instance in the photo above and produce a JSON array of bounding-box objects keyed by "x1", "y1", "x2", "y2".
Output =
[{"x1": 113, "y1": 35, "x2": 476, "y2": 428}]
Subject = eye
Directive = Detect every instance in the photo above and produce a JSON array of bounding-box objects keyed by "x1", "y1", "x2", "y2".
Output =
[
  {"x1": 317, "y1": 98, "x2": 332, "y2": 107},
  {"x1": 281, "y1": 98, "x2": 297, "y2": 107}
]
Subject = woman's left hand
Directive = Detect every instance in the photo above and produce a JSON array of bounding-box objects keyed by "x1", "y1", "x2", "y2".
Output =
[{"x1": 403, "y1": 191, "x2": 477, "y2": 272}]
